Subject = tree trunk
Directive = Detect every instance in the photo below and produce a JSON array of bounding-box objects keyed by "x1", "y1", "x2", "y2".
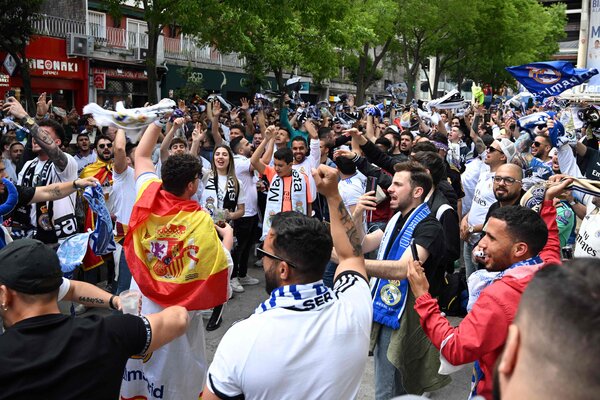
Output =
[
  {"x1": 274, "y1": 67, "x2": 285, "y2": 108},
  {"x1": 12, "y1": 49, "x2": 35, "y2": 113},
  {"x1": 146, "y1": 24, "x2": 160, "y2": 104},
  {"x1": 355, "y1": 51, "x2": 369, "y2": 105}
]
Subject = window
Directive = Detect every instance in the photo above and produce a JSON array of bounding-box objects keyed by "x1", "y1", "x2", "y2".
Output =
[
  {"x1": 127, "y1": 19, "x2": 148, "y2": 49},
  {"x1": 88, "y1": 11, "x2": 106, "y2": 39}
]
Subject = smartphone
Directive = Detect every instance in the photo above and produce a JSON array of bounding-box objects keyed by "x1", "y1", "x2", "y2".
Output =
[
  {"x1": 410, "y1": 239, "x2": 420, "y2": 262},
  {"x1": 4, "y1": 90, "x2": 15, "y2": 100},
  {"x1": 366, "y1": 176, "x2": 378, "y2": 193},
  {"x1": 483, "y1": 113, "x2": 491, "y2": 124}
]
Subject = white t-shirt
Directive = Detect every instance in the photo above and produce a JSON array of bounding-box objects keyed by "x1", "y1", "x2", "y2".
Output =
[
  {"x1": 75, "y1": 152, "x2": 97, "y2": 175},
  {"x1": 467, "y1": 171, "x2": 496, "y2": 227},
  {"x1": 234, "y1": 155, "x2": 258, "y2": 217},
  {"x1": 206, "y1": 272, "x2": 372, "y2": 400},
  {"x1": 574, "y1": 196, "x2": 600, "y2": 258},
  {"x1": 338, "y1": 172, "x2": 366, "y2": 211},
  {"x1": 461, "y1": 157, "x2": 488, "y2": 217},
  {"x1": 110, "y1": 166, "x2": 136, "y2": 225}
]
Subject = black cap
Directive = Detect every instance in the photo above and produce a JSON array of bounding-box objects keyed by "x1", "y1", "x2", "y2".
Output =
[{"x1": 0, "y1": 239, "x2": 62, "y2": 294}]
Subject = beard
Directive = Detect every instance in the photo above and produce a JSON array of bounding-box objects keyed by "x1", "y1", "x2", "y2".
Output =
[
  {"x1": 264, "y1": 264, "x2": 280, "y2": 295},
  {"x1": 98, "y1": 152, "x2": 112, "y2": 162}
]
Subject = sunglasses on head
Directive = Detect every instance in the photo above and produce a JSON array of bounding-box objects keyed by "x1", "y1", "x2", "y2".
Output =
[{"x1": 97, "y1": 143, "x2": 113, "y2": 149}]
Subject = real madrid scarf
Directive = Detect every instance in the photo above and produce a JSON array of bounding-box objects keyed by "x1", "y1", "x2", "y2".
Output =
[
  {"x1": 255, "y1": 280, "x2": 335, "y2": 314},
  {"x1": 262, "y1": 168, "x2": 307, "y2": 239},
  {"x1": 371, "y1": 202, "x2": 430, "y2": 329},
  {"x1": 200, "y1": 172, "x2": 239, "y2": 217}
]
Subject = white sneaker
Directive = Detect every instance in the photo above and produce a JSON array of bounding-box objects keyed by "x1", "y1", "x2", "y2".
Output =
[
  {"x1": 238, "y1": 274, "x2": 260, "y2": 286},
  {"x1": 230, "y1": 277, "x2": 245, "y2": 293}
]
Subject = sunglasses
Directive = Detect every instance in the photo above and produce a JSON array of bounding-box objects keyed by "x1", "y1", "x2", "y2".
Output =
[
  {"x1": 531, "y1": 141, "x2": 543, "y2": 147},
  {"x1": 487, "y1": 146, "x2": 499, "y2": 153},
  {"x1": 97, "y1": 143, "x2": 113, "y2": 149},
  {"x1": 257, "y1": 243, "x2": 298, "y2": 269}
]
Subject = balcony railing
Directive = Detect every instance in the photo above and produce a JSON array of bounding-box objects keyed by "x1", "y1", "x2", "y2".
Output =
[
  {"x1": 163, "y1": 36, "x2": 245, "y2": 68},
  {"x1": 32, "y1": 13, "x2": 245, "y2": 69},
  {"x1": 32, "y1": 13, "x2": 86, "y2": 38}
]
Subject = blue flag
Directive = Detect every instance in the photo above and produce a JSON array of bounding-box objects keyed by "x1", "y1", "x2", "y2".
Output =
[{"x1": 506, "y1": 61, "x2": 598, "y2": 98}]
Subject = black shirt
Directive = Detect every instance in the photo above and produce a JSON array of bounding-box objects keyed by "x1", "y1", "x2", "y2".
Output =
[
  {"x1": 0, "y1": 313, "x2": 149, "y2": 400},
  {"x1": 582, "y1": 146, "x2": 600, "y2": 181},
  {"x1": 384, "y1": 210, "x2": 447, "y2": 296}
]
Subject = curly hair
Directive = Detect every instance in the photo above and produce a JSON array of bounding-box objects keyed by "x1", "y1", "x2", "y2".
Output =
[{"x1": 161, "y1": 154, "x2": 202, "y2": 196}]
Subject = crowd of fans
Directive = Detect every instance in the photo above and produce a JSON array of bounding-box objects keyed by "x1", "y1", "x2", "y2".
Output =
[{"x1": 0, "y1": 88, "x2": 598, "y2": 400}]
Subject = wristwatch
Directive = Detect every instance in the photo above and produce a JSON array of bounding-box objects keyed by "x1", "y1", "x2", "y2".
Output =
[
  {"x1": 468, "y1": 225, "x2": 475, "y2": 234},
  {"x1": 20, "y1": 115, "x2": 34, "y2": 125}
]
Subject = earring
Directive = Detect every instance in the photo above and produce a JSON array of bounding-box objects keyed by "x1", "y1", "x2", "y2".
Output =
[{"x1": 1, "y1": 304, "x2": 7, "y2": 311}]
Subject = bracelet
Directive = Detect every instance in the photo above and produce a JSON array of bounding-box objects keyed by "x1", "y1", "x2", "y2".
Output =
[
  {"x1": 109, "y1": 295, "x2": 117, "y2": 310},
  {"x1": 72, "y1": 180, "x2": 78, "y2": 189}
]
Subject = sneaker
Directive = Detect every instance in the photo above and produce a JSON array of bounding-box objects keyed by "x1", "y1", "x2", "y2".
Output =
[
  {"x1": 238, "y1": 274, "x2": 260, "y2": 286},
  {"x1": 253, "y1": 259, "x2": 263, "y2": 268},
  {"x1": 230, "y1": 277, "x2": 245, "y2": 293}
]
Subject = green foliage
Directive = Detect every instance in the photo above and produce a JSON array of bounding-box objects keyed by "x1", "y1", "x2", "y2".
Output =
[{"x1": 343, "y1": 53, "x2": 384, "y2": 84}]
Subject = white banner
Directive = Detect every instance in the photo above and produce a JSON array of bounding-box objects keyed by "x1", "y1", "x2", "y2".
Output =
[{"x1": 586, "y1": 0, "x2": 600, "y2": 92}]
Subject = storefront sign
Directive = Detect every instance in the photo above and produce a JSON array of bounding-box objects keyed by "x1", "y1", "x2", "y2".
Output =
[
  {"x1": 0, "y1": 74, "x2": 9, "y2": 87},
  {"x1": 25, "y1": 36, "x2": 86, "y2": 80},
  {"x1": 3, "y1": 54, "x2": 16, "y2": 76},
  {"x1": 94, "y1": 73, "x2": 106, "y2": 89},
  {"x1": 91, "y1": 67, "x2": 147, "y2": 81}
]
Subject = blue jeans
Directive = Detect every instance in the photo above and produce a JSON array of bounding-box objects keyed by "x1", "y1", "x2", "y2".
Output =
[
  {"x1": 374, "y1": 325, "x2": 406, "y2": 400},
  {"x1": 113, "y1": 250, "x2": 132, "y2": 295}
]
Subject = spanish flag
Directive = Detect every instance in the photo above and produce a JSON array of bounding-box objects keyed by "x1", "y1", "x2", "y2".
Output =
[
  {"x1": 124, "y1": 178, "x2": 228, "y2": 310},
  {"x1": 80, "y1": 159, "x2": 114, "y2": 271}
]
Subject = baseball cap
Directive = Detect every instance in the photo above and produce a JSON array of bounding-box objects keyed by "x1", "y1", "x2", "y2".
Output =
[
  {"x1": 384, "y1": 125, "x2": 399, "y2": 135},
  {"x1": 498, "y1": 138, "x2": 516, "y2": 163},
  {"x1": 0, "y1": 239, "x2": 63, "y2": 294}
]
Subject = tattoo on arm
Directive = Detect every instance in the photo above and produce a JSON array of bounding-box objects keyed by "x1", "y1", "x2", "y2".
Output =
[
  {"x1": 49, "y1": 186, "x2": 62, "y2": 200},
  {"x1": 30, "y1": 124, "x2": 69, "y2": 170},
  {"x1": 78, "y1": 296, "x2": 105, "y2": 305},
  {"x1": 337, "y1": 201, "x2": 362, "y2": 256}
]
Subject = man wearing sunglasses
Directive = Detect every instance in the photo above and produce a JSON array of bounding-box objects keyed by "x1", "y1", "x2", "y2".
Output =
[
  {"x1": 204, "y1": 165, "x2": 371, "y2": 400},
  {"x1": 460, "y1": 138, "x2": 515, "y2": 278}
]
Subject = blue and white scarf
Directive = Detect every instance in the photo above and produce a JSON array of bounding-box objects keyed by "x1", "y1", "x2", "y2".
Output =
[
  {"x1": 255, "y1": 280, "x2": 336, "y2": 314},
  {"x1": 83, "y1": 185, "x2": 116, "y2": 256},
  {"x1": 371, "y1": 203, "x2": 431, "y2": 329},
  {"x1": 466, "y1": 255, "x2": 543, "y2": 312}
]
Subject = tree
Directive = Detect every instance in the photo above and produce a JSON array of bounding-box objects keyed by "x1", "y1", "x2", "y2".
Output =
[
  {"x1": 191, "y1": 0, "x2": 354, "y2": 106},
  {"x1": 106, "y1": 0, "x2": 212, "y2": 104},
  {"x1": 339, "y1": 0, "x2": 399, "y2": 104},
  {"x1": 0, "y1": 0, "x2": 44, "y2": 112}
]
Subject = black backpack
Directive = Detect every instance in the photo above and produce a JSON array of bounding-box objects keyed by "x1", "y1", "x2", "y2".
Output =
[{"x1": 438, "y1": 270, "x2": 468, "y2": 317}]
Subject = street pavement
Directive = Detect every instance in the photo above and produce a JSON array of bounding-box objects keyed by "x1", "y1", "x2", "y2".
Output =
[{"x1": 75, "y1": 260, "x2": 472, "y2": 400}]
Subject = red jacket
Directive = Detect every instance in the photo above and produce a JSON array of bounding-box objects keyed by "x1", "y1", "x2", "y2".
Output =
[{"x1": 414, "y1": 200, "x2": 561, "y2": 400}]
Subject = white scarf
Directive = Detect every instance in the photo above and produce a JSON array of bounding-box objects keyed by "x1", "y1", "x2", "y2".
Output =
[{"x1": 262, "y1": 168, "x2": 307, "y2": 240}]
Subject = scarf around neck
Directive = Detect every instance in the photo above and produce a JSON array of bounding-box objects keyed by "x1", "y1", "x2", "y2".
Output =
[{"x1": 255, "y1": 281, "x2": 336, "y2": 314}]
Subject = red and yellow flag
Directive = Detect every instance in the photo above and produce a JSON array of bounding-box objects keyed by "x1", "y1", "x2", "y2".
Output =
[
  {"x1": 124, "y1": 179, "x2": 228, "y2": 310},
  {"x1": 79, "y1": 159, "x2": 114, "y2": 271}
]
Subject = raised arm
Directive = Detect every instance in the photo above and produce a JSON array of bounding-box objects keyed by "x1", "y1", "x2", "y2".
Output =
[
  {"x1": 113, "y1": 129, "x2": 128, "y2": 174},
  {"x1": 240, "y1": 97, "x2": 253, "y2": 137},
  {"x1": 160, "y1": 117, "x2": 185, "y2": 162},
  {"x1": 211, "y1": 102, "x2": 224, "y2": 147},
  {"x1": 304, "y1": 120, "x2": 321, "y2": 168},
  {"x1": 250, "y1": 125, "x2": 276, "y2": 175},
  {"x1": 3, "y1": 96, "x2": 68, "y2": 171},
  {"x1": 313, "y1": 164, "x2": 366, "y2": 280},
  {"x1": 135, "y1": 123, "x2": 162, "y2": 179}
]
